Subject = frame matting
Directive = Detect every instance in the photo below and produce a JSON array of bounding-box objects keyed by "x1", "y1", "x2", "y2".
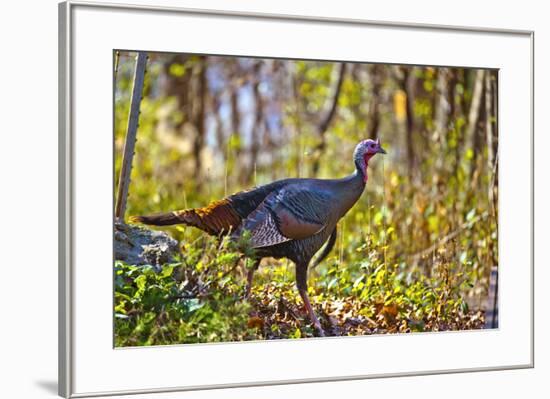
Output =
[{"x1": 59, "y1": 1, "x2": 534, "y2": 397}]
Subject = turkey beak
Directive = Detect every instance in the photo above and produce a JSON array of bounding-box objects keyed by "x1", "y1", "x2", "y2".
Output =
[{"x1": 377, "y1": 146, "x2": 387, "y2": 154}]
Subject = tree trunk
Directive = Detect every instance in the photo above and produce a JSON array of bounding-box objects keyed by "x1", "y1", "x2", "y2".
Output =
[
  {"x1": 213, "y1": 95, "x2": 226, "y2": 162},
  {"x1": 434, "y1": 68, "x2": 449, "y2": 142},
  {"x1": 230, "y1": 83, "x2": 241, "y2": 147},
  {"x1": 192, "y1": 56, "x2": 207, "y2": 184},
  {"x1": 162, "y1": 54, "x2": 191, "y2": 131},
  {"x1": 247, "y1": 62, "x2": 264, "y2": 184},
  {"x1": 464, "y1": 69, "x2": 486, "y2": 179},
  {"x1": 311, "y1": 63, "x2": 346, "y2": 176},
  {"x1": 399, "y1": 66, "x2": 416, "y2": 178},
  {"x1": 229, "y1": 74, "x2": 243, "y2": 184},
  {"x1": 485, "y1": 70, "x2": 498, "y2": 217},
  {"x1": 367, "y1": 64, "x2": 383, "y2": 139}
]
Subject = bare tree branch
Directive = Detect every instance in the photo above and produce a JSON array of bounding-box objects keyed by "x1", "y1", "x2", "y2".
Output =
[{"x1": 115, "y1": 51, "x2": 147, "y2": 221}]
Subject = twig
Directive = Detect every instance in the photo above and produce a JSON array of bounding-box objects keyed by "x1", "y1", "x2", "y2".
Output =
[
  {"x1": 409, "y1": 211, "x2": 489, "y2": 261},
  {"x1": 168, "y1": 292, "x2": 197, "y2": 301}
]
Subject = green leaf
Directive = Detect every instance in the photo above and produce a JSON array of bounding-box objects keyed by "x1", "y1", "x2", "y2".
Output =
[{"x1": 135, "y1": 275, "x2": 147, "y2": 291}]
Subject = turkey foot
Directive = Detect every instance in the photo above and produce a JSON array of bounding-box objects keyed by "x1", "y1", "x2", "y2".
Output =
[{"x1": 299, "y1": 288, "x2": 326, "y2": 337}]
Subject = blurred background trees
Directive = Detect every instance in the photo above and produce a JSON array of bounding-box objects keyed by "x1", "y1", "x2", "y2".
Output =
[{"x1": 114, "y1": 51, "x2": 498, "y2": 344}]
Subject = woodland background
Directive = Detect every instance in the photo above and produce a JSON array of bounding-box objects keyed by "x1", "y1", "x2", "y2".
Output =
[{"x1": 114, "y1": 51, "x2": 498, "y2": 346}]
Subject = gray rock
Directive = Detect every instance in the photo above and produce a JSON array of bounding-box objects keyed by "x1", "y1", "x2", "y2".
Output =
[{"x1": 114, "y1": 222, "x2": 180, "y2": 266}]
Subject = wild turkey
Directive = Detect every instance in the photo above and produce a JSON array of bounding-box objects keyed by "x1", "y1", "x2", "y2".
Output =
[{"x1": 131, "y1": 138, "x2": 386, "y2": 336}]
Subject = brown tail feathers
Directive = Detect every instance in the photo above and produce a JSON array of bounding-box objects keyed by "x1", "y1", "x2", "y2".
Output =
[
  {"x1": 129, "y1": 199, "x2": 242, "y2": 236},
  {"x1": 129, "y1": 212, "x2": 183, "y2": 226}
]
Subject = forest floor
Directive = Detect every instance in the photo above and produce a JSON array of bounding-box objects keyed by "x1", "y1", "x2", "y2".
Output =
[
  {"x1": 114, "y1": 226, "x2": 487, "y2": 346},
  {"x1": 247, "y1": 273, "x2": 486, "y2": 339}
]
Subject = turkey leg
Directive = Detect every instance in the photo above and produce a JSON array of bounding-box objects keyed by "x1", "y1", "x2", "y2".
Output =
[{"x1": 296, "y1": 262, "x2": 326, "y2": 337}]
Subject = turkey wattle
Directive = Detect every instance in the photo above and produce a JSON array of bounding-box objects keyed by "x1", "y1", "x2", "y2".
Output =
[{"x1": 131, "y1": 138, "x2": 387, "y2": 336}]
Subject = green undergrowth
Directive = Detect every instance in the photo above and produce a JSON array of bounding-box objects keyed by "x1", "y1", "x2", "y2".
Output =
[{"x1": 115, "y1": 232, "x2": 485, "y2": 346}]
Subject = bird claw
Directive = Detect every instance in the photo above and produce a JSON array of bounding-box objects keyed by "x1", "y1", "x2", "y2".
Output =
[
  {"x1": 315, "y1": 326, "x2": 326, "y2": 337},
  {"x1": 311, "y1": 320, "x2": 326, "y2": 337}
]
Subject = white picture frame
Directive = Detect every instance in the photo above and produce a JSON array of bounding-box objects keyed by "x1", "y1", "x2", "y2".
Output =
[{"x1": 59, "y1": 1, "x2": 534, "y2": 397}]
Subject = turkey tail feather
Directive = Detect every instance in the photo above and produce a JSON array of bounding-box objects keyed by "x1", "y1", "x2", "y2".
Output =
[
  {"x1": 129, "y1": 212, "x2": 182, "y2": 226},
  {"x1": 310, "y1": 226, "x2": 337, "y2": 269},
  {"x1": 129, "y1": 199, "x2": 242, "y2": 236}
]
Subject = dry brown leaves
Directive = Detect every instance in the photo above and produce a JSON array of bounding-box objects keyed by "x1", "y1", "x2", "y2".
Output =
[{"x1": 246, "y1": 282, "x2": 485, "y2": 339}]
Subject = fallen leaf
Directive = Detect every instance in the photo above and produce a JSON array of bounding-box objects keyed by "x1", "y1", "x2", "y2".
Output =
[{"x1": 247, "y1": 316, "x2": 264, "y2": 329}]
